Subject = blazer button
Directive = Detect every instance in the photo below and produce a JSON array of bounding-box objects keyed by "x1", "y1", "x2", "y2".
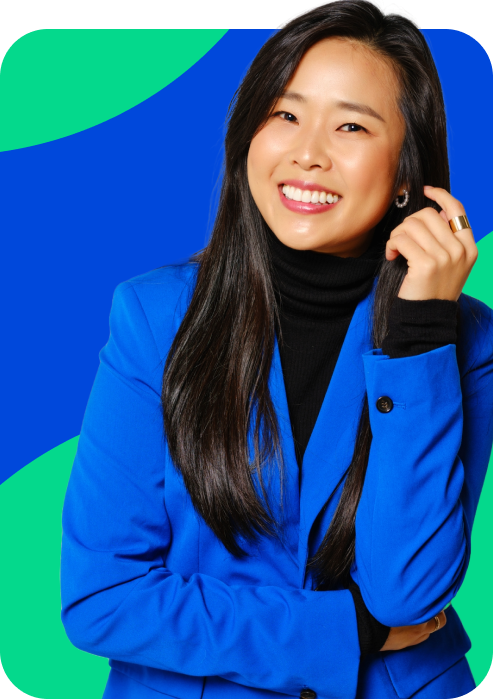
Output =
[
  {"x1": 376, "y1": 396, "x2": 393, "y2": 413},
  {"x1": 300, "y1": 691, "x2": 317, "y2": 699}
]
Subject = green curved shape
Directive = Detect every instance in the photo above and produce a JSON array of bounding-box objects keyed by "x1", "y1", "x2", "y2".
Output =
[
  {"x1": 462, "y1": 230, "x2": 493, "y2": 303},
  {"x1": 0, "y1": 435, "x2": 113, "y2": 699},
  {"x1": 0, "y1": 29, "x2": 227, "y2": 152},
  {"x1": 0, "y1": 234, "x2": 492, "y2": 698}
]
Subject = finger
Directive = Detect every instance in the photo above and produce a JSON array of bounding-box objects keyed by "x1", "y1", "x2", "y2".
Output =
[
  {"x1": 408, "y1": 206, "x2": 458, "y2": 236},
  {"x1": 392, "y1": 216, "x2": 454, "y2": 264},
  {"x1": 407, "y1": 206, "x2": 457, "y2": 235},
  {"x1": 423, "y1": 186, "x2": 475, "y2": 254},
  {"x1": 435, "y1": 613, "x2": 444, "y2": 632},
  {"x1": 423, "y1": 186, "x2": 466, "y2": 220},
  {"x1": 406, "y1": 632, "x2": 431, "y2": 647},
  {"x1": 386, "y1": 229, "x2": 438, "y2": 269},
  {"x1": 397, "y1": 210, "x2": 466, "y2": 263},
  {"x1": 409, "y1": 200, "x2": 477, "y2": 263},
  {"x1": 426, "y1": 611, "x2": 447, "y2": 634}
]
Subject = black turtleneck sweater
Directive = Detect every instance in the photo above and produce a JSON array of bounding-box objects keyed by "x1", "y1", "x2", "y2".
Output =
[{"x1": 266, "y1": 226, "x2": 459, "y2": 657}]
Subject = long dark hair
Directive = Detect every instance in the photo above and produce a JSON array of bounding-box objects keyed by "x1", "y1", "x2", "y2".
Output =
[{"x1": 162, "y1": 0, "x2": 453, "y2": 587}]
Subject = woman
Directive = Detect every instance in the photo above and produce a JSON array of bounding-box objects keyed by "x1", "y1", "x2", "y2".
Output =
[{"x1": 61, "y1": 2, "x2": 493, "y2": 698}]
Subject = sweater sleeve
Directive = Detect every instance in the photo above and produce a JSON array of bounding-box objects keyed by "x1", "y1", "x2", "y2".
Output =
[
  {"x1": 381, "y1": 297, "x2": 459, "y2": 358},
  {"x1": 348, "y1": 579, "x2": 391, "y2": 655},
  {"x1": 60, "y1": 281, "x2": 362, "y2": 699}
]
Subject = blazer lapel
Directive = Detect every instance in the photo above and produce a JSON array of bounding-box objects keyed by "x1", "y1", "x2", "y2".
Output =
[
  {"x1": 257, "y1": 277, "x2": 377, "y2": 576},
  {"x1": 297, "y1": 278, "x2": 377, "y2": 582},
  {"x1": 263, "y1": 334, "x2": 301, "y2": 566}
]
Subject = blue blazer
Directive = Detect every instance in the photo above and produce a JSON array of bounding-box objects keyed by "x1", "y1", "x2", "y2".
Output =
[{"x1": 61, "y1": 262, "x2": 493, "y2": 699}]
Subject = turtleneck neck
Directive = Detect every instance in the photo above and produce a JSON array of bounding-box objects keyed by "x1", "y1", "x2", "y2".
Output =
[{"x1": 267, "y1": 226, "x2": 384, "y2": 322}]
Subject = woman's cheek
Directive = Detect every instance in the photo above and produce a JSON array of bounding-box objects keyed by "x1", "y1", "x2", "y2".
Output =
[{"x1": 352, "y1": 152, "x2": 396, "y2": 211}]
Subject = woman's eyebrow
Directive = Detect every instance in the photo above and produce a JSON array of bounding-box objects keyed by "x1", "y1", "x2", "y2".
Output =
[
  {"x1": 280, "y1": 91, "x2": 307, "y2": 103},
  {"x1": 336, "y1": 100, "x2": 385, "y2": 123},
  {"x1": 280, "y1": 92, "x2": 385, "y2": 123}
]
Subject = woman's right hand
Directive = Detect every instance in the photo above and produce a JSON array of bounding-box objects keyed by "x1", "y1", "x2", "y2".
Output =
[{"x1": 380, "y1": 610, "x2": 447, "y2": 651}]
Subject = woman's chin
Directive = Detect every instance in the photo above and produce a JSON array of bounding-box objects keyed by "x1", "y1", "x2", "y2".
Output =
[
  {"x1": 275, "y1": 231, "x2": 327, "y2": 250},
  {"x1": 273, "y1": 230, "x2": 340, "y2": 253}
]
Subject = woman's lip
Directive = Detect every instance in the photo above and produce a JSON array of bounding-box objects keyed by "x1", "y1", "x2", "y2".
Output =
[
  {"x1": 278, "y1": 184, "x2": 341, "y2": 215},
  {"x1": 281, "y1": 179, "x2": 342, "y2": 196}
]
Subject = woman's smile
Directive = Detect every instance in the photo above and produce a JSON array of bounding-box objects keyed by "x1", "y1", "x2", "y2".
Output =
[{"x1": 278, "y1": 179, "x2": 341, "y2": 215}]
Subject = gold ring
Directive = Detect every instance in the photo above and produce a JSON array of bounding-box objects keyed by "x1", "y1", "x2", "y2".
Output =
[
  {"x1": 449, "y1": 214, "x2": 471, "y2": 233},
  {"x1": 434, "y1": 615, "x2": 441, "y2": 631}
]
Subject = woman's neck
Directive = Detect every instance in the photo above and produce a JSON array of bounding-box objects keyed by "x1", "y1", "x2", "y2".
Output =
[{"x1": 266, "y1": 227, "x2": 385, "y2": 322}]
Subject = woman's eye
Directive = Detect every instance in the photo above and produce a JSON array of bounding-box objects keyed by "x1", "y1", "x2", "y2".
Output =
[
  {"x1": 274, "y1": 111, "x2": 298, "y2": 123},
  {"x1": 339, "y1": 123, "x2": 367, "y2": 133}
]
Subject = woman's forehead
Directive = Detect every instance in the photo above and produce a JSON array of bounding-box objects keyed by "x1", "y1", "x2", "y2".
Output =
[{"x1": 284, "y1": 37, "x2": 402, "y2": 119}]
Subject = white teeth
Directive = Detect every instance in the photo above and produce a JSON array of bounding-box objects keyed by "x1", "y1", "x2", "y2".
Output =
[{"x1": 281, "y1": 185, "x2": 339, "y2": 204}]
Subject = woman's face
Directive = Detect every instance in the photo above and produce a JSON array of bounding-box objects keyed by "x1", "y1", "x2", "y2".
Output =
[{"x1": 247, "y1": 37, "x2": 406, "y2": 257}]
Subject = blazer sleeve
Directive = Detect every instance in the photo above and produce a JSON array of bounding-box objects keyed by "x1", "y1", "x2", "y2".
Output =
[
  {"x1": 61, "y1": 281, "x2": 361, "y2": 699},
  {"x1": 354, "y1": 299, "x2": 493, "y2": 628}
]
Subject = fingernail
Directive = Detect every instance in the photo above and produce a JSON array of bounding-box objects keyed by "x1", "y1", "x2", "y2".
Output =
[{"x1": 424, "y1": 185, "x2": 433, "y2": 189}]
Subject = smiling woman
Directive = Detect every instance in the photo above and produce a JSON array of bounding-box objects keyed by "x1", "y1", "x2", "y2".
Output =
[{"x1": 60, "y1": 2, "x2": 493, "y2": 699}]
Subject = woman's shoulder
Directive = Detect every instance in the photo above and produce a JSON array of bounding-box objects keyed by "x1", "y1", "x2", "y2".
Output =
[
  {"x1": 122, "y1": 259, "x2": 198, "y2": 290},
  {"x1": 118, "y1": 260, "x2": 198, "y2": 307},
  {"x1": 111, "y1": 260, "x2": 199, "y2": 356}
]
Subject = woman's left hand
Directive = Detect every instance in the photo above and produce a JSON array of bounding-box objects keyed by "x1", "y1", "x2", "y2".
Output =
[{"x1": 386, "y1": 186, "x2": 478, "y2": 301}]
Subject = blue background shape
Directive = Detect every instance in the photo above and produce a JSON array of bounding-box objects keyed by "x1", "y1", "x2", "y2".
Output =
[{"x1": 0, "y1": 28, "x2": 492, "y2": 485}]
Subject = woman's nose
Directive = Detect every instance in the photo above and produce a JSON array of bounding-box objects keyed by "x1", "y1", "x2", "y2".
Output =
[{"x1": 290, "y1": 131, "x2": 333, "y2": 171}]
